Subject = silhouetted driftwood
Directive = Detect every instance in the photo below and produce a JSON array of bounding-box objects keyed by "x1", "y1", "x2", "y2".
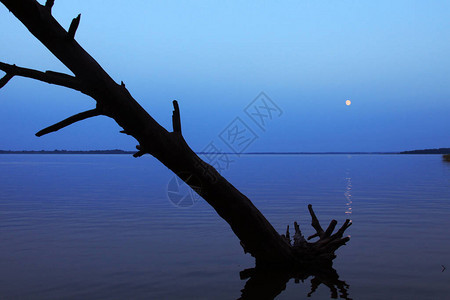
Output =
[{"x1": 0, "y1": 0, "x2": 351, "y2": 267}]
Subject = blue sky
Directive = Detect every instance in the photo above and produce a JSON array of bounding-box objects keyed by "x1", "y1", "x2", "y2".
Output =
[{"x1": 0, "y1": 0, "x2": 449, "y2": 152}]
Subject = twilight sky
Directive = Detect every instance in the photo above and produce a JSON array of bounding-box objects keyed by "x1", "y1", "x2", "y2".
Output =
[{"x1": 0, "y1": 1, "x2": 449, "y2": 152}]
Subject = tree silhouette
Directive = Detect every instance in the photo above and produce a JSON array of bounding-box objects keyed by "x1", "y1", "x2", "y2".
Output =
[{"x1": 0, "y1": 0, "x2": 351, "y2": 268}]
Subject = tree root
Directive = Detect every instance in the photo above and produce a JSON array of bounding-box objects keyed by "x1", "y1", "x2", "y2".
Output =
[{"x1": 279, "y1": 204, "x2": 352, "y2": 266}]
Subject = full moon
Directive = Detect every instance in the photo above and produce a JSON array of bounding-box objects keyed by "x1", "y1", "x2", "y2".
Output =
[{"x1": 345, "y1": 100, "x2": 351, "y2": 106}]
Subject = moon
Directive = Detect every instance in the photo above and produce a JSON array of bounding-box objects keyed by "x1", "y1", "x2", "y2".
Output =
[{"x1": 345, "y1": 100, "x2": 351, "y2": 106}]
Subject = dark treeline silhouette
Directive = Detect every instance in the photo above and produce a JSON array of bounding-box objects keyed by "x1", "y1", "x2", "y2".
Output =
[
  {"x1": 3, "y1": 148, "x2": 449, "y2": 155},
  {"x1": 0, "y1": 149, "x2": 134, "y2": 154},
  {"x1": 400, "y1": 148, "x2": 450, "y2": 154}
]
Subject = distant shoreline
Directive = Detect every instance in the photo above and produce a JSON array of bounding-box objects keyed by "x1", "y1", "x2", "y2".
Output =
[
  {"x1": 0, "y1": 150, "x2": 134, "y2": 155},
  {"x1": 0, "y1": 148, "x2": 448, "y2": 155}
]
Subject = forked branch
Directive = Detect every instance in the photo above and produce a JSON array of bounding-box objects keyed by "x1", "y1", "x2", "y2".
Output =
[
  {"x1": 0, "y1": 62, "x2": 85, "y2": 93},
  {"x1": 0, "y1": 72, "x2": 14, "y2": 88},
  {"x1": 282, "y1": 205, "x2": 352, "y2": 264},
  {"x1": 44, "y1": 0, "x2": 54, "y2": 12},
  {"x1": 133, "y1": 145, "x2": 146, "y2": 158}
]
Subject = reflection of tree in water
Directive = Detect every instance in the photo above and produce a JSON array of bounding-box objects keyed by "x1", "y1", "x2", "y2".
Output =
[{"x1": 239, "y1": 265, "x2": 351, "y2": 300}]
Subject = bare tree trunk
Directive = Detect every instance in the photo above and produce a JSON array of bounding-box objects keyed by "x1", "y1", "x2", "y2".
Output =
[{"x1": 0, "y1": 0, "x2": 351, "y2": 267}]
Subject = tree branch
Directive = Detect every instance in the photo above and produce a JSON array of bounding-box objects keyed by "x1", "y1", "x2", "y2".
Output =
[
  {"x1": 133, "y1": 144, "x2": 146, "y2": 158},
  {"x1": 308, "y1": 204, "x2": 324, "y2": 238},
  {"x1": 67, "y1": 14, "x2": 80, "y2": 39},
  {"x1": 0, "y1": 62, "x2": 85, "y2": 92},
  {"x1": 44, "y1": 0, "x2": 54, "y2": 12},
  {"x1": 172, "y1": 100, "x2": 182, "y2": 134},
  {"x1": 324, "y1": 220, "x2": 337, "y2": 238},
  {"x1": 0, "y1": 72, "x2": 14, "y2": 89},
  {"x1": 35, "y1": 108, "x2": 101, "y2": 137}
]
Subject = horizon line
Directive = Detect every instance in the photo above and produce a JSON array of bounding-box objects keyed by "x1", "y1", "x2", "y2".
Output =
[{"x1": 1, "y1": 148, "x2": 449, "y2": 155}]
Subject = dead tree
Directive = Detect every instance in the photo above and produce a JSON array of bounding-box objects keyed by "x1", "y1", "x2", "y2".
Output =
[{"x1": 0, "y1": 0, "x2": 351, "y2": 268}]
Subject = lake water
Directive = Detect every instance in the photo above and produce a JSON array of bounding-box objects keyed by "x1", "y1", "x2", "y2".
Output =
[{"x1": 0, "y1": 154, "x2": 449, "y2": 299}]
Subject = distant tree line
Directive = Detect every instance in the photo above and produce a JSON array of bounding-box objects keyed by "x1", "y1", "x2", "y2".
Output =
[
  {"x1": 400, "y1": 148, "x2": 450, "y2": 154},
  {"x1": 0, "y1": 149, "x2": 134, "y2": 154}
]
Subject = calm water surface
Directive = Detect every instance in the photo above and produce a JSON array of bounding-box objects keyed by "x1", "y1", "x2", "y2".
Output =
[{"x1": 0, "y1": 154, "x2": 449, "y2": 299}]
